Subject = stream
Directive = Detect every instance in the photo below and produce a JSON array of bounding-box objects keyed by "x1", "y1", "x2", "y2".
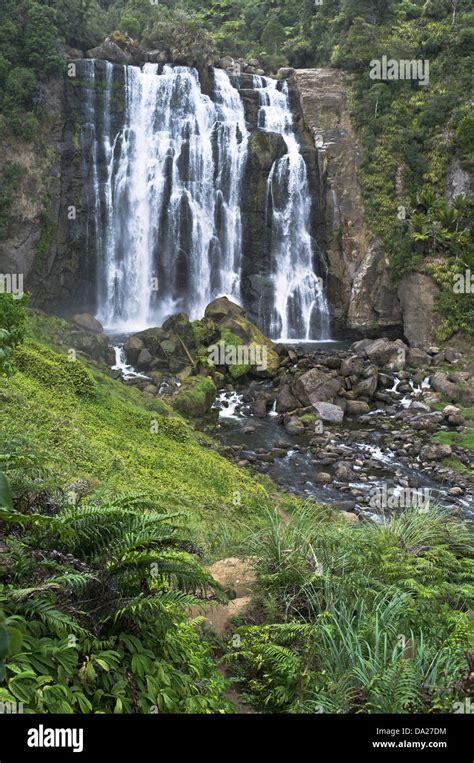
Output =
[{"x1": 212, "y1": 343, "x2": 474, "y2": 522}]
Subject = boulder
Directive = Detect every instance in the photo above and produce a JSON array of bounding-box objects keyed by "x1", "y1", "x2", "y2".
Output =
[
  {"x1": 86, "y1": 39, "x2": 133, "y2": 65},
  {"x1": 420, "y1": 444, "x2": 453, "y2": 461},
  {"x1": 443, "y1": 405, "x2": 460, "y2": 417},
  {"x1": 276, "y1": 383, "x2": 300, "y2": 413},
  {"x1": 204, "y1": 297, "x2": 245, "y2": 323},
  {"x1": 431, "y1": 372, "x2": 459, "y2": 401},
  {"x1": 406, "y1": 347, "x2": 431, "y2": 368},
  {"x1": 351, "y1": 338, "x2": 374, "y2": 357},
  {"x1": 459, "y1": 380, "x2": 474, "y2": 407},
  {"x1": 133, "y1": 327, "x2": 169, "y2": 356},
  {"x1": 293, "y1": 368, "x2": 342, "y2": 406},
  {"x1": 340, "y1": 355, "x2": 364, "y2": 377},
  {"x1": 123, "y1": 335, "x2": 144, "y2": 364},
  {"x1": 345, "y1": 400, "x2": 371, "y2": 415},
  {"x1": 365, "y1": 338, "x2": 407, "y2": 371},
  {"x1": 252, "y1": 398, "x2": 269, "y2": 418},
  {"x1": 204, "y1": 298, "x2": 280, "y2": 378},
  {"x1": 136, "y1": 348, "x2": 153, "y2": 370},
  {"x1": 72, "y1": 313, "x2": 103, "y2": 334},
  {"x1": 171, "y1": 376, "x2": 217, "y2": 418},
  {"x1": 352, "y1": 374, "x2": 378, "y2": 399},
  {"x1": 312, "y1": 402, "x2": 344, "y2": 424},
  {"x1": 284, "y1": 416, "x2": 305, "y2": 435},
  {"x1": 74, "y1": 332, "x2": 109, "y2": 361}
]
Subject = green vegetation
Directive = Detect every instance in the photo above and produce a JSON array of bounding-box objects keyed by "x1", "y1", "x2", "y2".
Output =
[
  {"x1": 0, "y1": 294, "x2": 28, "y2": 376},
  {"x1": 226, "y1": 504, "x2": 474, "y2": 713},
  {"x1": 1, "y1": 0, "x2": 473, "y2": 716}
]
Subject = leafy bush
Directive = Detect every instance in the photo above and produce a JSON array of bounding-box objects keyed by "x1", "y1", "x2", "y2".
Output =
[
  {"x1": 226, "y1": 505, "x2": 474, "y2": 713},
  {"x1": 0, "y1": 294, "x2": 28, "y2": 376},
  {"x1": 0, "y1": 471, "x2": 230, "y2": 713}
]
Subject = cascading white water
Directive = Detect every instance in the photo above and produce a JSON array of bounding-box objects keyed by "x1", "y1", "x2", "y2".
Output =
[
  {"x1": 83, "y1": 62, "x2": 248, "y2": 332},
  {"x1": 252, "y1": 75, "x2": 330, "y2": 340},
  {"x1": 80, "y1": 62, "x2": 330, "y2": 339}
]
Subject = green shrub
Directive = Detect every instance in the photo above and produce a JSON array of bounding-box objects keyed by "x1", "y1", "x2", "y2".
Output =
[
  {"x1": 15, "y1": 343, "x2": 96, "y2": 399},
  {"x1": 0, "y1": 294, "x2": 28, "y2": 376}
]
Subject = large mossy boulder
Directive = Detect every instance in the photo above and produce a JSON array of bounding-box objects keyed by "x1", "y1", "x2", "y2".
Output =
[
  {"x1": 171, "y1": 376, "x2": 217, "y2": 418},
  {"x1": 204, "y1": 297, "x2": 280, "y2": 378}
]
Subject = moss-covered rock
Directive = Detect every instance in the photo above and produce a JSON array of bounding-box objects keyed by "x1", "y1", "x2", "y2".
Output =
[
  {"x1": 171, "y1": 376, "x2": 217, "y2": 418},
  {"x1": 203, "y1": 298, "x2": 280, "y2": 378}
]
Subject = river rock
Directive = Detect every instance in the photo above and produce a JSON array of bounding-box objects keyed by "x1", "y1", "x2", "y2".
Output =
[
  {"x1": 312, "y1": 402, "x2": 344, "y2": 424},
  {"x1": 420, "y1": 443, "x2": 453, "y2": 460},
  {"x1": 123, "y1": 335, "x2": 144, "y2": 364},
  {"x1": 340, "y1": 511, "x2": 359, "y2": 524},
  {"x1": 293, "y1": 368, "x2": 342, "y2": 406},
  {"x1": 352, "y1": 374, "x2": 377, "y2": 399},
  {"x1": 315, "y1": 472, "x2": 332, "y2": 483},
  {"x1": 334, "y1": 462, "x2": 355, "y2": 480},
  {"x1": 365, "y1": 338, "x2": 407, "y2": 371},
  {"x1": 340, "y1": 355, "x2": 364, "y2": 377},
  {"x1": 346, "y1": 400, "x2": 371, "y2": 415},
  {"x1": 406, "y1": 347, "x2": 431, "y2": 368},
  {"x1": 284, "y1": 416, "x2": 305, "y2": 434}
]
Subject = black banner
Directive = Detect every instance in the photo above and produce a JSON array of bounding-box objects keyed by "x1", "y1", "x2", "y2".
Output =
[{"x1": 0, "y1": 713, "x2": 472, "y2": 761}]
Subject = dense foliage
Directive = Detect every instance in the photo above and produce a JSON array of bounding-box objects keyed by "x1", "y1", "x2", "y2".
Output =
[
  {"x1": 226, "y1": 505, "x2": 474, "y2": 713},
  {"x1": 0, "y1": 2, "x2": 473, "y2": 715},
  {"x1": 0, "y1": 294, "x2": 28, "y2": 376}
]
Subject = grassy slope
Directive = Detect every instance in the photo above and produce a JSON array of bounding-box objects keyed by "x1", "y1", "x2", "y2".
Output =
[{"x1": 0, "y1": 314, "x2": 269, "y2": 549}]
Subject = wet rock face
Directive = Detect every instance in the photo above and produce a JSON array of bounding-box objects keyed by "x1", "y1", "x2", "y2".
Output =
[
  {"x1": 293, "y1": 68, "x2": 402, "y2": 336},
  {"x1": 398, "y1": 272, "x2": 443, "y2": 348},
  {"x1": 240, "y1": 130, "x2": 288, "y2": 328}
]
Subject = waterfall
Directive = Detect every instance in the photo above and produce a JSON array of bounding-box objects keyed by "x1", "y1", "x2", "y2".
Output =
[
  {"x1": 79, "y1": 61, "x2": 330, "y2": 339},
  {"x1": 252, "y1": 75, "x2": 330, "y2": 340},
  {"x1": 81, "y1": 62, "x2": 248, "y2": 332}
]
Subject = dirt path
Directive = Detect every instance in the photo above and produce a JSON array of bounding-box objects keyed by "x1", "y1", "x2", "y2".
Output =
[{"x1": 191, "y1": 557, "x2": 257, "y2": 713}]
